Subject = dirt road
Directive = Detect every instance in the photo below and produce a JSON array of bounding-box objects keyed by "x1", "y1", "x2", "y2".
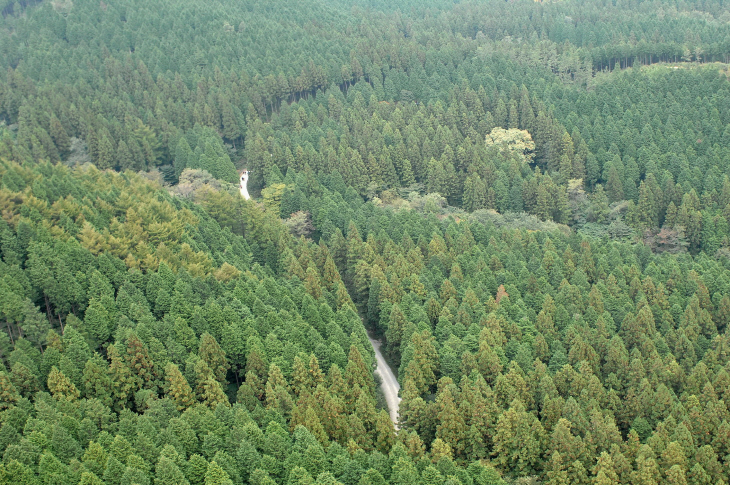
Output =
[{"x1": 368, "y1": 334, "x2": 401, "y2": 429}]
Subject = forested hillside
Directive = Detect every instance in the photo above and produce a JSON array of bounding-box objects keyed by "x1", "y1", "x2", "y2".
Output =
[
  {"x1": 279, "y1": 167, "x2": 730, "y2": 484},
  {"x1": 1, "y1": 0, "x2": 730, "y2": 250},
  {"x1": 1, "y1": 0, "x2": 730, "y2": 483},
  {"x1": 0, "y1": 161, "x2": 400, "y2": 484}
]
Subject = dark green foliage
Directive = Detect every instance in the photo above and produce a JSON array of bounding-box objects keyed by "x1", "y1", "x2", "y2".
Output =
[{"x1": 2, "y1": 0, "x2": 730, "y2": 482}]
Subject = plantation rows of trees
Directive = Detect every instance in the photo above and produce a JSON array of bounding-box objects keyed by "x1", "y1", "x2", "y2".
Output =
[
  {"x1": 2, "y1": 0, "x2": 730, "y2": 483},
  {"x1": 242, "y1": 61, "x2": 730, "y2": 252},
  {"x1": 6, "y1": 159, "x2": 730, "y2": 484},
  {"x1": 275, "y1": 173, "x2": 730, "y2": 483},
  {"x1": 1, "y1": 0, "x2": 729, "y2": 252},
  {"x1": 0, "y1": 2, "x2": 730, "y2": 253},
  {"x1": 0, "y1": 162, "x2": 405, "y2": 485}
]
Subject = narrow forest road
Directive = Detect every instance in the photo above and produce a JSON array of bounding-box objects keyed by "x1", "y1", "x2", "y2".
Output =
[{"x1": 368, "y1": 333, "x2": 401, "y2": 429}]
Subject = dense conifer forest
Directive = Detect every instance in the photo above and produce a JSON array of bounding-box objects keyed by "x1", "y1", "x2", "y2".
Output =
[{"x1": 1, "y1": 0, "x2": 730, "y2": 484}]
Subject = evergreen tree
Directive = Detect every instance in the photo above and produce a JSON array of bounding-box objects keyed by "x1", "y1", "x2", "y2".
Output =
[
  {"x1": 204, "y1": 461, "x2": 233, "y2": 485},
  {"x1": 108, "y1": 344, "x2": 135, "y2": 409},
  {"x1": 18, "y1": 299, "x2": 50, "y2": 352},
  {"x1": 126, "y1": 332, "x2": 158, "y2": 391},
  {"x1": 0, "y1": 371, "x2": 20, "y2": 409},
  {"x1": 82, "y1": 442, "x2": 108, "y2": 478},
  {"x1": 606, "y1": 166, "x2": 624, "y2": 203},
  {"x1": 199, "y1": 374, "x2": 229, "y2": 409},
  {"x1": 85, "y1": 298, "x2": 112, "y2": 348},
  {"x1": 165, "y1": 363, "x2": 195, "y2": 411},
  {"x1": 198, "y1": 333, "x2": 229, "y2": 386},
  {"x1": 186, "y1": 455, "x2": 208, "y2": 485},
  {"x1": 47, "y1": 366, "x2": 80, "y2": 401},
  {"x1": 104, "y1": 455, "x2": 125, "y2": 485},
  {"x1": 492, "y1": 399, "x2": 545, "y2": 476},
  {"x1": 83, "y1": 353, "x2": 113, "y2": 405}
]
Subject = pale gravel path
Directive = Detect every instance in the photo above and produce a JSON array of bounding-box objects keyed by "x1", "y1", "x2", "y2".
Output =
[{"x1": 368, "y1": 333, "x2": 401, "y2": 429}]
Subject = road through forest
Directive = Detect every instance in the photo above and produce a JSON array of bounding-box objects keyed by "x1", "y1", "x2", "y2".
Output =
[{"x1": 368, "y1": 333, "x2": 401, "y2": 429}]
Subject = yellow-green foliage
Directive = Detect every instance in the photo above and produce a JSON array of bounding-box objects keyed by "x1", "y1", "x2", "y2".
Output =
[
  {"x1": 0, "y1": 161, "x2": 214, "y2": 275},
  {"x1": 261, "y1": 183, "x2": 289, "y2": 214},
  {"x1": 485, "y1": 127, "x2": 535, "y2": 163}
]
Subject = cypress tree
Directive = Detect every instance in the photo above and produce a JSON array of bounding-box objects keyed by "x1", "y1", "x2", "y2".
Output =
[
  {"x1": 204, "y1": 461, "x2": 233, "y2": 485},
  {"x1": 186, "y1": 455, "x2": 208, "y2": 485},
  {"x1": 47, "y1": 366, "x2": 80, "y2": 401},
  {"x1": 154, "y1": 456, "x2": 190, "y2": 485},
  {"x1": 435, "y1": 385, "x2": 466, "y2": 458},
  {"x1": 108, "y1": 344, "x2": 135, "y2": 410},
  {"x1": 104, "y1": 455, "x2": 125, "y2": 485},
  {"x1": 126, "y1": 333, "x2": 158, "y2": 391},
  {"x1": 492, "y1": 399, "x2": 545, "y2": 475},
  {"x1": 0, "y1": 371, "x2": 20, "y2": 410},
  {"x1": 82, "y1": 441, "x2": 108, "y2": 478},
  {"x1": 198, "y1": 333, "x2": 229, "y2": 386},
  {"x1": 85, "y1": 298, "x2": 112, "y2": 348},
  {"x1": 83, "y1": 353, "x2": 113, "y2": 405},
  {"x1": 165, "y1": 363, "x2": 195, "y2": 411}
]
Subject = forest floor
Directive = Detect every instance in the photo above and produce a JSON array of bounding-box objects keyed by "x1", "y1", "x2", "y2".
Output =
[{"x1": 368, "y1": 332, "x2": 401, "y2": 429}]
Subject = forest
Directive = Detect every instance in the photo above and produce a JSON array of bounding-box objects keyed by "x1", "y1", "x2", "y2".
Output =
[{"x1": 1, "y1": 0, "x2": 730, "y2": 483}]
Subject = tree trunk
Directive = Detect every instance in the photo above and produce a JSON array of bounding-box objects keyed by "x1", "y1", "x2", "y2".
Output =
[
  {"x1": 5, "y1": 321, "x2": 14, "y2": 346},
  {"x1": 44, "y1": 294, "x2": 53, "y2": 323}
]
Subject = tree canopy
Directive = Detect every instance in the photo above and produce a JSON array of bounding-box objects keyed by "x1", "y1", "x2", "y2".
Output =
[{"x1": 2, "y1": 0, "x2": 730, "y2": 482}]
